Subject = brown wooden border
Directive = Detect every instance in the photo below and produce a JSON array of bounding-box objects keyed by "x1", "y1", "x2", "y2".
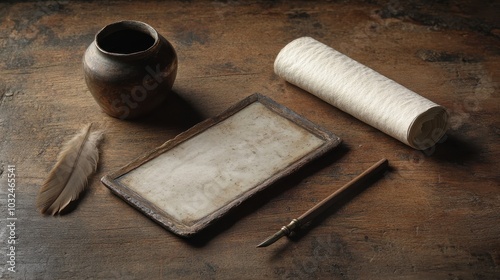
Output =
[{"x1": 101, "y1": 93, "x2": 341, "y2": 237}]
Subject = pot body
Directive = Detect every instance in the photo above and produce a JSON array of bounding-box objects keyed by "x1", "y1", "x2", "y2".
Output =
[{"x1": 83, "y1": 20, "x2": 177, "y2": 119}]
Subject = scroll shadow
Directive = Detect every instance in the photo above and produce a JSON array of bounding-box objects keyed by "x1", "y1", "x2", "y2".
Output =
[
  {"x1": 429, "y1": 134, "x2": 486, "y2": 164},
  {"x1": 130, "y1": 90, "x2": 204, "y2": 131},
  {"x1": 185, "y1": 143, "x2": 350, "y2": 248}
]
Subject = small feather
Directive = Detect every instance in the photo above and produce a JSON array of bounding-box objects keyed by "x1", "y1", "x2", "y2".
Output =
[{"x1": 36, "y1": 123, "x2": 103, "y2": 215}]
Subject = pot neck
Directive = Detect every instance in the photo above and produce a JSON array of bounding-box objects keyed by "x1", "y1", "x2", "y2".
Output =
[{"x1": 95, "y1": 20, "x2": 160, "y2": 61}]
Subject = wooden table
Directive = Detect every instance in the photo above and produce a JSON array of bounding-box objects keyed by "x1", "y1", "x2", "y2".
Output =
[{"x1": 1, "y1": 1, "x2": 499, "y2": 279}]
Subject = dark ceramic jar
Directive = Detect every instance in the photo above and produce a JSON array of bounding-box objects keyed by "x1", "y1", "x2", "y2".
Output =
[{"x1": 83, "y1": 20, "x2": 177, "y2": 119}]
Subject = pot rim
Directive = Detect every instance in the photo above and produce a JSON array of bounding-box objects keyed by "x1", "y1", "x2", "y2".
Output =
[{"x1": 95, "y1": 20, "x2": 160, "y2": 57}]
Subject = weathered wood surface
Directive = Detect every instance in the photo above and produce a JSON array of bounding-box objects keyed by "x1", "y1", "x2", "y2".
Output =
[{"x1": 0, "y1": 1, "x2": 498, "y2": 279}]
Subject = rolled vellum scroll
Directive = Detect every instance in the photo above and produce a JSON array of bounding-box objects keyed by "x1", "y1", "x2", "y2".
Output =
[{"x1": 274, "y1": 37, "x2": 448, "y2": 150}]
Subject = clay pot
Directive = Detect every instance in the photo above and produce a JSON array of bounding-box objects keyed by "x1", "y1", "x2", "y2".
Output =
[{"x1": 83, "y1": 20, "x2": 177, "y2": 119}]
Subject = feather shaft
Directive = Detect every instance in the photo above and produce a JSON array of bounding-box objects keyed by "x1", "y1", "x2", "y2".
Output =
[{"x1": 36, "y1": 123, "x2": 103, "y2": 215}]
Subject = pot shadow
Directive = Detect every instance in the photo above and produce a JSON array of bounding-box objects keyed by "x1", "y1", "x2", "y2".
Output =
[
  {"x1": 129, "y1": 90, "x2": 205, "y2": 131},
  {"x1": 184, "y1": 143, "x2": 349, "y2": 248}
]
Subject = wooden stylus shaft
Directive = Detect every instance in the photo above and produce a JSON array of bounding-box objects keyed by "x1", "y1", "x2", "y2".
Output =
[{"x1": 296, "y1": 158, "x2": 388, "y2": 225}]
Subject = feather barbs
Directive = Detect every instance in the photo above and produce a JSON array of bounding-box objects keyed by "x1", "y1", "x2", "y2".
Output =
[{"x1": 36, "y1": 123, "x2": 103, "y2": 215}]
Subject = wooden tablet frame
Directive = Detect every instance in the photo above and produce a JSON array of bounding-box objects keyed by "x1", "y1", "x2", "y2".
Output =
[{"x1": 101, "y1": 94, "x2": 341, "y2": 237}]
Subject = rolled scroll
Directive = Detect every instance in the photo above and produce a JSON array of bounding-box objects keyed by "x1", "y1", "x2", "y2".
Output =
[{"x1": 274, "y1": 37, "x2": 448, "y2": 150}]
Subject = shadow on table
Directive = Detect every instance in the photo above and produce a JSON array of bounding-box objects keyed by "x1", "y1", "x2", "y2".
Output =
[
  {"x1": 129, "y1": 90, "x2": 205, "y2": 131},
  {"x1": 429, "y1": 133, "x2": 487, "y2": 164}
]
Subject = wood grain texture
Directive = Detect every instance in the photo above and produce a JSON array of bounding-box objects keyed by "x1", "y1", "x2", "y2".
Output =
[{"x1": 0, "y1": 0, "x2": 498, "y2": 279}]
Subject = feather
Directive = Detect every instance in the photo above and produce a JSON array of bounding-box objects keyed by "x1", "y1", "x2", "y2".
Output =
[{"x1": 36, "y1": 123, "x2": 103, "y2": 215}]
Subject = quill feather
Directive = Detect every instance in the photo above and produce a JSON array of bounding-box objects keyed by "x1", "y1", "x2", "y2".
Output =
[{"x1": 36, "y1": 123, "x2": 103, "y2": 215}]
